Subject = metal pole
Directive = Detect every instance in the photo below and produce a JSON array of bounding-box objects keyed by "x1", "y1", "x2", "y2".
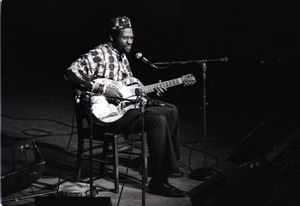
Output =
[{"x1": 140, "y1": 96, "x2": 146, "y2": 206}]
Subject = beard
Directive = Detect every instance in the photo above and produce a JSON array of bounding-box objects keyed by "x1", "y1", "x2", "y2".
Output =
[
  {"x1": 124, "y1": 46, "x2": 132, "y2": 54},
  {"x1": 113, "y1": 41, "x2": 132, "y2": 54}
]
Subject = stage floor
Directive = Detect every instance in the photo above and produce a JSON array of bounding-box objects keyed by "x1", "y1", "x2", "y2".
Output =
[{"x1": 1, "y1": 74, "x2": 300, "y2": 206}]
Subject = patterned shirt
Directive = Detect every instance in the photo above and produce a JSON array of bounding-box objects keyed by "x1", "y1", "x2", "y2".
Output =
[{"x1": 66, "y1": 42, "x2": 133, "y2": 92}]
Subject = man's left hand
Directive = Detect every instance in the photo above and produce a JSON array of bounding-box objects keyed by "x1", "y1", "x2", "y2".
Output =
[{"x1": 155, "y1": 80, "x2": 167, "y2": 96}]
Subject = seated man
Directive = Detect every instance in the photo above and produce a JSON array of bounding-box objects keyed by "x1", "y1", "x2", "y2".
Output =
[{"x1": 65, "y1": 16, "x2": 185, "y2": 198}]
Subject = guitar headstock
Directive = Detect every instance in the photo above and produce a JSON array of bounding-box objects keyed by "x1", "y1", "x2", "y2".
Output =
[{"x1": 182, "y1": 74, "x2": 196, "y2": 86}]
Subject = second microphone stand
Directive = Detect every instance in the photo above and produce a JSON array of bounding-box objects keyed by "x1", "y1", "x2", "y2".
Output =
[
  {"x1": 155, "y1": 58, "x2": 227, "y2": 180},
  {"x1": 189, "y1": 62, "x2": 219, "y2": 181}
]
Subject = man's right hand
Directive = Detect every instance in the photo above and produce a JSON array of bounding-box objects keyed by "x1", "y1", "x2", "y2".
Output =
[{"x1": 104, "y1": 84, "x2": 123, "y2": 98}]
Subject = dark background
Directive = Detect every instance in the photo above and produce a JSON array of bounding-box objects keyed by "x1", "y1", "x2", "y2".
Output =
[
  {"x1": 2, "y1": 0, "x2": 300, "y2": 143},
  {"x1": 1, "y1": 1, "x2": 300, "y2": 204}
]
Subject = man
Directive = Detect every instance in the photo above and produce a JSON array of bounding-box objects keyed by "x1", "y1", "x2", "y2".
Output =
[{"x1": 65, "y1": 16, "x2": 186, "y2": 198}]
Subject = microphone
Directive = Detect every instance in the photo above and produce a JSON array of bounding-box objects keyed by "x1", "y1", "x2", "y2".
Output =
[
  {"x1": 135, "y1": 52, "x2": 158, "y2": 69},
  {"x1": 220, "y1": 57, "x2": 229, "y2": 62}
]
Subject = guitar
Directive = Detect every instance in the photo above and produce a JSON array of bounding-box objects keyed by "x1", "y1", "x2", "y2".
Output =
[{"x1": 90, "y1": 74, "x2": 196, "y2": 124}]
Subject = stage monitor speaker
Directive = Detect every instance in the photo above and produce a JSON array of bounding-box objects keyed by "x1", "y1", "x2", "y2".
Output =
[
  {"x1": 35, "y1": 196, "x2": 112, "y2": 206},
  {"x1": 228, "y1": 111, "x2": 297, "y2": 165},
  {"x1": 1, "y1": 139, "x2": 46, "y2": 196},
  {"x1": 188, "y1": 157, "x2": 275, "y2": 206}
]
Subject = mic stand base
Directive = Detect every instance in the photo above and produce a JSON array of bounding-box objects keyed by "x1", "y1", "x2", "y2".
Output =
[{"x1": 189, "y1": 167, "x2": 219, "y2": 181}]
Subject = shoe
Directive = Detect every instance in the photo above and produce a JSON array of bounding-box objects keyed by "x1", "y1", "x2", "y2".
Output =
[
  {"x1": 169, "y1": 168, "x2": 184, "y2": 178},
  {"x1": 148, "y1": 178, "x2": 186, "y2": 198}
]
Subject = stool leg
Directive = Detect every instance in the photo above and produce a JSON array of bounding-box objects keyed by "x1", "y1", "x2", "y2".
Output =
[
  {"x1": 75, "y1": 136, "x2": 84, "y2": 181},
  {"x1": 100, "y1": 141, "x2": 109, "y2": 175},
  {"x1": 112, "y1": 135, "x2": 119, "y2": 194}
]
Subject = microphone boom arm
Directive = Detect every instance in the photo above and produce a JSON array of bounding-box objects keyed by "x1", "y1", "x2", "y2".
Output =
[{"x1": 154, "y1": 57, "x2": 228, "y2": 65}]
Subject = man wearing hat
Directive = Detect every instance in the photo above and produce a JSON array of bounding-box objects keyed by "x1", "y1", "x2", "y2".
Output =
[{"x1": 65, "y1": 16, "x2": 186, "y2": 198}]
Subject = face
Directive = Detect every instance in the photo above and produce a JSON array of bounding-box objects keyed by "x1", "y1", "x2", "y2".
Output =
[{"x1": 112, "y1": 28, "x2": 134, "y2": 54}]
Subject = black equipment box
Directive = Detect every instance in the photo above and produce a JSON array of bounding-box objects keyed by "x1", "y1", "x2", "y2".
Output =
[{"x1": 1, "y1": 139, "x2": 46, "y2": 196}]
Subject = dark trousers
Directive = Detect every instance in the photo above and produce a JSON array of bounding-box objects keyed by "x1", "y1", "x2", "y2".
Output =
[{"x1": 101, "y1": 100, "x2": 180, "y2": 177}]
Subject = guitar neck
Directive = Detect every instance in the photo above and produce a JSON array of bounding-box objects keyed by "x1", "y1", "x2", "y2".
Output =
[{"x1": 142, "y1": 78, "x2": 183, "y2": 94}]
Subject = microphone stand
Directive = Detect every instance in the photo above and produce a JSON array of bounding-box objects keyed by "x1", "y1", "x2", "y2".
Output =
[
  {"x1": 154, "y1": 57, "x2": 228, "y2": 66},
  {"x1": 89, "y1": 95, "x2": 95, "y2": 197},
  {"x1": 154, "y1": 58, "x2": 228, "y2": 181},
  {"x1": 138, "y1": 93, "x2": 147, "y2": 206},
  {"x1": 189, "y1": 62, "x2": 219, "y2": 181}
]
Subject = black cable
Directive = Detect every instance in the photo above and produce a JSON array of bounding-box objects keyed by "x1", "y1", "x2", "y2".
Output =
[
  {"x1": 188, "y1": 126, "x2": 202, "y2": 171},
  {"x1": 3, "y1": 113, "x2": 77, "y2": 138},
  {"x1": 55, "y1": 104, "x2": 77, "y2": 195},
  {"x1": 180, "y1": 139, "x2": 236, "y2": 144},
  {"x1": 117, "y1": 136, "x2": 135, "y2": 206},
  {"x1": 22, "y1": 128, "x2": 78, "y2": 138},
  {"x1": 186, "y1": 126, "x2": 220, "y2": 171},
  {"x1": 22, "y1": 128, "x2": 52, "y2": 138},
  {"x1": 2, "y1": 114, "x2": 74, "y2": 128},
  {"x1": 181, "y1": 144, "x2": 219, "y2": 170}
]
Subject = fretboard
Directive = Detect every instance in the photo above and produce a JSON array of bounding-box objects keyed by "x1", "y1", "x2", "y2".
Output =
[{"x1": 142, "y1": 78, "x2": 183, "y2": 94}]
